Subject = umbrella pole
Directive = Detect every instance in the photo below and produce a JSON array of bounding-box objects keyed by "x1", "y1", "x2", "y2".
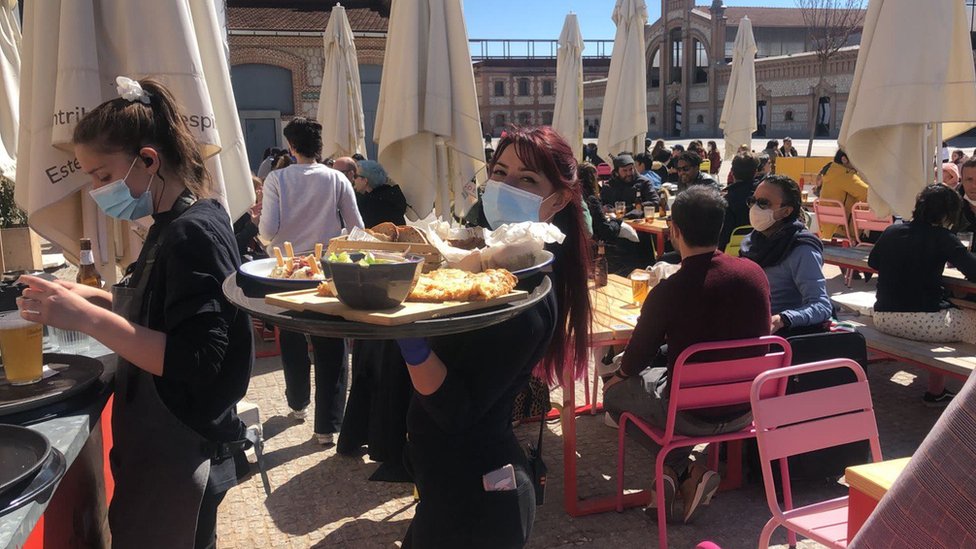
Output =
[
  {"x1": 935, "y1": 123, "x2": 944, "y2": 185},
  {"x1": 435, "y1": 137, "x2": 449, "y2": 220}
]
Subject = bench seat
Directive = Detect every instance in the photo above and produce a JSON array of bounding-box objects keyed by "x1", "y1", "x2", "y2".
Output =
[{"x1": 843, "y1": 316, "x2": 975, "y2": 381}]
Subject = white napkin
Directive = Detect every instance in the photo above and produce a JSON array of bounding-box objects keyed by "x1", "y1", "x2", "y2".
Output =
[{"x1": 618, "y1": 222, "x2": 639, "y2": 243}]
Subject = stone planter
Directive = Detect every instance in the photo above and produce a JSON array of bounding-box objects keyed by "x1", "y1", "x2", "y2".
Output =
[{"x1": 0, "y1": 226, "x2": 43, "y2": 273}]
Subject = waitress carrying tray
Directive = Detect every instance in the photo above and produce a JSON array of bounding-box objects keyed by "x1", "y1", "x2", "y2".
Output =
[{"x1": 223, "y1": 272, "x2": 553, "y2": 339}]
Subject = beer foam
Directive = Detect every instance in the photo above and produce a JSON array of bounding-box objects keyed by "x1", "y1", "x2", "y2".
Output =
[{"x1": 0, "y1": 311, "x2": 38, "y2": 330}]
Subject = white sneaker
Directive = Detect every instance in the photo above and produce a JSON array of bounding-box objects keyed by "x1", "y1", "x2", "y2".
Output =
[
  {"x1": 603, "y1": 412, "x2": 618, "y2": 429},
  {"x1": 315, "y1": 433, "x2": 334, "y2": 445},
  {"x1": 288, "y1": 407, "x2": 307, "y2": 421}
]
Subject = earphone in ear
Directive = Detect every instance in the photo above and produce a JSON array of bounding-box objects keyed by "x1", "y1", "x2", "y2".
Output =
[{"x1": 142, "y1": 156, "x2": 153, "y2": 167}]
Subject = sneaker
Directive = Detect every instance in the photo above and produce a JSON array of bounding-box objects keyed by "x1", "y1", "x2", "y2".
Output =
[
  {"x1": 603, "y1": 412, "x2": 618, "y2": 429},
  {"x1": 680, "y1": 464, "x2": 721, "y2": 524},
  {"x1": 288, "y1": 407, "x2": 307, "y2": 421},
  {"x1": 315, "y1": 433, "x2": 334, "y2": 445},
  {"x1": 922, "y1": 389, "x2": 956, "y2": 408},
  {"x1": 645, "y1": 467, "x2": 679, "y2": 523}
]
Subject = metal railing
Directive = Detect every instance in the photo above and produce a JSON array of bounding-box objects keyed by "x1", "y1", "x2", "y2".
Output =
[{"x1": 469, "y1": 39, "x2": 614, "y2": 60}]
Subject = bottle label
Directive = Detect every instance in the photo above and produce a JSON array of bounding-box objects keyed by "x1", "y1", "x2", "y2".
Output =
[{"x1": 80, "y1": 250, "x2": 94, "y2": 265}]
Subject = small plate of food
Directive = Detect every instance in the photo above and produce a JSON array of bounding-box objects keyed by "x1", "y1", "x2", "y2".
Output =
[{"x1": 239, "y1": 241, "x2": 326, "y2": 289}]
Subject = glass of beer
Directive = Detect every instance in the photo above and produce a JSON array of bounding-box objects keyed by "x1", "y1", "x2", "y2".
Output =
[
  {"x1": 630, "y1": 270, "x2": 652, "y2": 307},
  {"x1": 0, "y1": 312, "x2": 43, "y2": 385},
  {"x1": 643, "y1": 205, "x2": 655, "y2": 222},
  {"x1": 614, "y1": 201, "x2": 627, "y2": 218}
]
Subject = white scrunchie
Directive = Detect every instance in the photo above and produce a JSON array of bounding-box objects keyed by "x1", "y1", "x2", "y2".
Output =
[{"x1": 116, "y1": 76, "x2": 150, "y2": 104}]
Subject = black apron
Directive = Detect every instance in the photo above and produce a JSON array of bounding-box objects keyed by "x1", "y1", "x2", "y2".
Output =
[{"x1": 108, "y1": 197, "x2": 211, "y2": 549}]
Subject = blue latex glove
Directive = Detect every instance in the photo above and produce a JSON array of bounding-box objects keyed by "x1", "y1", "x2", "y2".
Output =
[{"x1": 396, "y1": 338, "x2": 431, "y2": 366}]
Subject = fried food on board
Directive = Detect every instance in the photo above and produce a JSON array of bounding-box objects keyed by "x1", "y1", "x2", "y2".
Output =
[{"x1": 315, "y1": 267, "x2": 517, "y2": 302}]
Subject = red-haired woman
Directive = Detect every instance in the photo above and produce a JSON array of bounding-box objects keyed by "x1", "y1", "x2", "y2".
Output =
[{"x1": 395, "y1": 126, "x2": 592, "y2": 548}]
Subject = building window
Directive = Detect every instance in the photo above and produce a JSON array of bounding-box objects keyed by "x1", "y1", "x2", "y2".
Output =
[
  {"x1": 693, "y1": 40, "x2": 708, "y2": 84},
  {"x1": 542, "y1": 111, "x2": 553, "y2": 125},
  {"x1": 517, "y1": 78, "x2": 530, "y2": 96},
  {"x1": 696, "y1": 114, "x2": 705, "y2": 124},
  {"x1": 649, "y1": 48, "x2": 661, "y2": 88},
  {"x1": 650, "y1": 116, "x2": 657, "y2": 125},
  {"x1": 784, "y1": 109, "x2": 795, "y2": 122},
  {"x1": 493, "y1": 81, "x2": 505, "y2": 97},
  {"x1": 542, "y1": 80, "x2": 555, "y2": 96},
  {"x1": 518, "y1": 112, "x2": 532, "y2": 125},
  {"x1": 494, "y1": 114, "x2": 505, "y2": 127},
  {"x1": 670, "y1": 28, "x2": 683, "y2": 84}
]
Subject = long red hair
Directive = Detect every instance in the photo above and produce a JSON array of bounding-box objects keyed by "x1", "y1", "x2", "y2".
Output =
[{"x1": 490, "y1": 126, "x2": 592, "y2": 385}]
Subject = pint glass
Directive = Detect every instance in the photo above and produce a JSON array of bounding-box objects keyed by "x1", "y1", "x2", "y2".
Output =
[
  {"x1": 630, "y1": 270, "x2": 652, "y2": 306},
  {"x1": 0, "y1": 312, "x2": 43, "y2": 385}
]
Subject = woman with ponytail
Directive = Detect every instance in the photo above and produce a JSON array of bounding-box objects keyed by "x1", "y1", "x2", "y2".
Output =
[{"x1": 17, "y1": 77, "x2": 253, "y2": 548}]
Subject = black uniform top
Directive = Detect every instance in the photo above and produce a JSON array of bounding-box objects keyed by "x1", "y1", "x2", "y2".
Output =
[
  {"x1": 133, "y1": 197, "x2": 254, "y2": 443},
  {"x1": 600, "y1": 174, "x2": 660, "y2": 214},
  {"x1": 356, "y1": 184, "x2": 408, "y2": 227},
  {"x1": 868, "y1": 221, "x2": 976, "y2": 312},
  {"x1": 720, "y1": 179, "x2": 756, "y2": 250},
  {"x1": 406, "y1": 278, "x2": 557, "y2": 475}
]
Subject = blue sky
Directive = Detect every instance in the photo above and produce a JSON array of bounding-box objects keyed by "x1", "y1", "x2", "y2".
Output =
[{"x1": 464, "y1": 0, "x2": 799, "y2": 41}]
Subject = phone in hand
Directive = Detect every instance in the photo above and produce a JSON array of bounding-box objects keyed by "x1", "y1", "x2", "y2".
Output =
[{"x1": 482, "y1": 463, "x2": 517, "y2": 492}]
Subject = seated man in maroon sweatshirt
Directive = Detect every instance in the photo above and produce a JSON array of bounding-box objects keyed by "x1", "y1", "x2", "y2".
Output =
[{"x1": 603, "y1": 185, "x2": 771, "y2": 525}]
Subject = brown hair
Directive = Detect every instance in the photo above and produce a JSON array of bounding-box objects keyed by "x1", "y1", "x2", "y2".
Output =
[{"x1": 72, "y1": 78, "x2": 213, "y2": 198}]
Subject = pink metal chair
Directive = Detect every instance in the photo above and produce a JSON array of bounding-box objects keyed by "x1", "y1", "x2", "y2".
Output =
[
  {"x1": 596, "y1": 162, "x2": 612, "y2": 181},
  {"x1": 850, "y1": 202, "x2": 893, "y2": 247},
  {"x1": 615, "y1": 336, "x2": 792, "y2": 549},
  {"x1": 750, "y1": 359, "x2": 883, "y2": 548},
  {"x1": 813, "y1": 198, "x2": 853, "y2": 245}
]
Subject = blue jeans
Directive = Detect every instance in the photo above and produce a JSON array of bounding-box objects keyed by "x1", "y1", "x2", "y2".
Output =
[
  {"x1": 279, "y1": 330, "x2": 348, "y2": 435},
  {"x1": 604, "y1": 366, "x2": 752, "y2": 475}
]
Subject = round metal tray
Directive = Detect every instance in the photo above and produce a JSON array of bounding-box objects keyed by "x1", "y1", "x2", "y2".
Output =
[
  {"x1": 223, "y1": 272, "x2": 552, "y2": 339},
  {"x1": 0, "y1": 447, "x2": 66, "y2": 517},
  {"x1": 0, "y1": 354, "x2": 105, "y2": 418},
  {"x1": 0, "y1": 425, "x2": 51, "y2": 499}
]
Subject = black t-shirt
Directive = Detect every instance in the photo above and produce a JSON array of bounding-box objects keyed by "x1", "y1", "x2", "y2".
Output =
[
  {"x1": 134, "y1": 198, "x2": 254, "y2": 443},
  {"x1": 869, "y1": 221, "x2": 976, "y2": 312}
]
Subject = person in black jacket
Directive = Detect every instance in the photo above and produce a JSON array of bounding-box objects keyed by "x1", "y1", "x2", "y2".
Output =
[
  {"x1": 869, "y1": 184, "x2": 976, "y2": 407},
  {"x1": 579, "y1": 161, "x2": 620, "y2": 242},
  {"x1": 719, "y1": 152, "x2": 759, "y2": 251},
  {"x1": 233, "y1": 175, "x2": 266, "y2": 260},
  {"x1": 600, "y1": 154, "x2": 660, "y2": 216},
  {"x1": 353, "y1": 160, "x2": 407, "y2": 227}
]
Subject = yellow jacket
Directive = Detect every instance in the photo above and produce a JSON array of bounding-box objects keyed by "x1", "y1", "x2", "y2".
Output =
[{"x1": 819, "y1": 162, "x2": 868, "y2": 239}]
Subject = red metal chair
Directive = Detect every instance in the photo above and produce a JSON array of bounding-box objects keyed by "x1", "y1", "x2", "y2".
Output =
[
  {"x1": 813, "y1": 198, "x2": 853, "y2": 245},
  {"x1": 596, "y1": 162, "x2": 612, "y2": 181},
  {"x1": 615, "y1": 336, "x2": 792, "y2": 549},
  {"x1": 751, "y1": 358, "x2": 883, "y2": 548},
  {"x1": 850, "y1": 202, "x2": 893, "y2": 247}
]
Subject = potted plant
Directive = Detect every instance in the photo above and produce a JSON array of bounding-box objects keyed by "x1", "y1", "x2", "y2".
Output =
[{"x1": 0, "y1": 177, "x2": 42, "y2": 273}]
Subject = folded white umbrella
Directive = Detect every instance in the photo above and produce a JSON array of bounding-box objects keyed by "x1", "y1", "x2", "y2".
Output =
[
  {"x1": 719, "y1": 16, "x2": 757, "y2": 162},
  {"x1": 15, "y1": 0, "x2": 253, "y2": 282},
  {"x1": 318, "y1": 4, "x2": 367, "y2": 160},
  {"x1": 375, "y1": 0, "x2": 485, "y2": 219},
  {"x1": 0, "y1": 0, "x2": 19, "y2": 180},
  {"x1": 597, "y1": 0, "x2": 648, "y2": 159},
  {"x1": 552, "y1": 12, "x2": 584, "y2": 159},
  {"x1": 839, "y1": 0, "x2": 976, "y2": 218}
]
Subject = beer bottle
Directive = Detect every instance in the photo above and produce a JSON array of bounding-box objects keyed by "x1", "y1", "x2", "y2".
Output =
[
  {"x1": 76, "y1": 238, "x2": 103, "y2": 288},
  {"x1": 593, "y1": 241, "x2": 608, "y2": 288},
  {"x1": 634, "y1": 188, "x2": 642, "y2": 216}
]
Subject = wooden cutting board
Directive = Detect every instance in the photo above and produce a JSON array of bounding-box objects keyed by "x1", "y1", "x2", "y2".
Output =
[{"x1": 265, "y1": 288, "x2": 528, "y2": 326}]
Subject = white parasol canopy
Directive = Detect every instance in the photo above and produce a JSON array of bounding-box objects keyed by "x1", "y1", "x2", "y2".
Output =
[
  {"x1": 0, "y1": 0, "x2": 19, "y2": 181},
  {"x1": 318, "y1": 3, "x2": 367, "y2": 160},
  {"x1": 838, "y1": 0, "x2": 976, "y2": 218},
  {"x1": 597, "y1": 0, "x2": 648, "y2": 159},
  {"x1": 15, "y1": 0, "x2": 254, "y2": 282},
  {"x1": 719, "y1": 16, "x2": 757, "y2": 161},
  {"x1": 552, "y1": 12, "x2": 584, "y2": 159},
  {"x1": 374, "y1": 0, "x2": 485, "y2": 219}
]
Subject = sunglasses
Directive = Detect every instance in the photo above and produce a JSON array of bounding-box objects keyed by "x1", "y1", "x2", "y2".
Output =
[{"x1": 746, "y1": 197, "x2": 776, "y2": 210}]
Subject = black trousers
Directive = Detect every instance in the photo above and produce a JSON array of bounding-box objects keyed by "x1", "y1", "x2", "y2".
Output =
[
  {"x1": 279, "y1": 330, "x2": 348, "y2": 434},
  {"x1": 194, "y1": 465, "x2": 229, "y2": 549}
]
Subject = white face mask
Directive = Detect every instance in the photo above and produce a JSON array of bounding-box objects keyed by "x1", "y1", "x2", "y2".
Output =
[{"x1": 749, "y1": 204, "x2": 778, "y2": 232}]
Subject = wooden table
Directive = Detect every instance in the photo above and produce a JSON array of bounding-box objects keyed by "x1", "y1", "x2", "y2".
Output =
[
  {"x1": 625, "y1": 218, "x2": 670, "y2": 260},
  {"x1": 560, "y1": 274, "x2": 647, "y2": 516},
  {"x1": 846, "y1": 457, "x2": 910, "y2": 540},
  {"x1": 821, "y1": 245, "x2": 976, "y2": 297}
]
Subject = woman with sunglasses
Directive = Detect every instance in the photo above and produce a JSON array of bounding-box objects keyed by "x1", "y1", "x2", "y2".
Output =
[{"x1": 739, "y1": 175, "x2": 832, "y2": 336}]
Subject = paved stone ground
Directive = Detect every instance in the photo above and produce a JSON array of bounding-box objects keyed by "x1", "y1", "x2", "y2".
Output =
[{"x1": 218, "y1": 266, "x2": 951, "y2": 548}]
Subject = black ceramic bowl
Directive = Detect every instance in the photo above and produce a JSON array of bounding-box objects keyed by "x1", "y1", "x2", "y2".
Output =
[{"x1": 321, "y1": 252, "x2": 425, "y2": 310}]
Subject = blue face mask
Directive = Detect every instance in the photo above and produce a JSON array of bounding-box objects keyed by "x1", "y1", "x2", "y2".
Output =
[
  {"x1": 482, "y1": 179, "x2": 549, "y2": 228},
  {"x1": 88, "y1": 157, "x2": 155, "y2": 220}
]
